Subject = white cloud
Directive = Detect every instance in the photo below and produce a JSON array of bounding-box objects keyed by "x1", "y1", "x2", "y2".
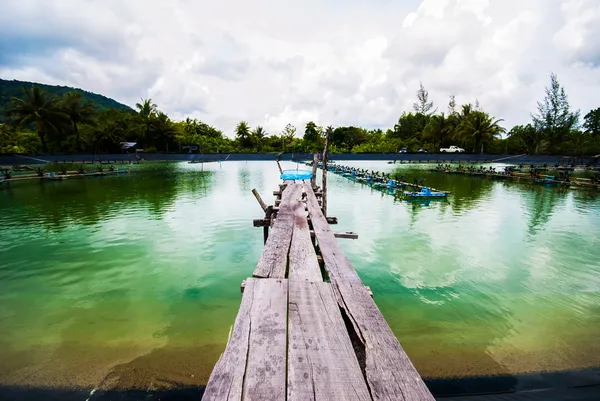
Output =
[{"x1": 0, "y1": 0, "x2": 599, "y2": 136}]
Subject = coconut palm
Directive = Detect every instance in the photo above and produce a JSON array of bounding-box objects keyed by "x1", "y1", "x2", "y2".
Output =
[
  {"x1": 6, "y1": 86, "x2": 67, "y2": 152},
  {"x1": 152, "y1": 112, "x2": 177, "y2": 152},
  {"x1": 91, "y1": 123, "x2": 123, "y2": 156},
  {"x1": 235, "y1": 121, "x2": 251, "y2": 147},
  {"x1": 462, "y1": 111, "x2": 506, "y2": 153},
  {"x1": 252, "y1": 126, "x2": 266, "y2": 151},
  {"x1": 135, "y1": 99, "x2": 158, "y2": 144},
  {"x1": 424, "y1": 113, "x2": 449, "y2": 148},
  {"x1": 61, "y1": 91, "x2": 96, "y2": 151}
]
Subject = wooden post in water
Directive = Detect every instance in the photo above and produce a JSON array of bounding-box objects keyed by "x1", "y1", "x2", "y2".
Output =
[
  {"x1": 252, "y1": 188, "x2": 271, "y2": 243},
  {"x1": 310, "y1": 152, "x2": 318, "y2": 188},
  {"x1": 252, "y1": 189, "x2": 268, "y2": 213},
  {"x1": 322, "y1": 127, "x2": 331, "y2": 217}
]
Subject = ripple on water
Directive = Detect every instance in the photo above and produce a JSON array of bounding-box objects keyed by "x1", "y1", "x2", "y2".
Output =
[{"x1": 2, "y1": 162, "x2": 600, "y2": 389}]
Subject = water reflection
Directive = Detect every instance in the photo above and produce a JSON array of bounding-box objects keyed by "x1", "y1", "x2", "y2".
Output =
[
  {"x1": 1, "y1": 161, "x2": 600, "y2": 395},
  {"x1": 523, "y1": 185, "x2": 568, "y2": 236},
  {"x1": 0, "y1": 165, "x2": 215, "y2": 230}
]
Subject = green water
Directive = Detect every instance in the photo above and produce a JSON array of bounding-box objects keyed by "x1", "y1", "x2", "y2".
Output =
[{"x1": 1, "y1": 161, "x2": 600, "y2": 393}]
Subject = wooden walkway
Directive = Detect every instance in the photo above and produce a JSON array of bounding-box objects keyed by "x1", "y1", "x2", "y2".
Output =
[{"x1": 203, "y1": 181, "x2": 434, "y2": 401}]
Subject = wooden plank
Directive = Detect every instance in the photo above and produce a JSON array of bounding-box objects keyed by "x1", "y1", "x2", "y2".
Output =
[
  {"x1": 289, "y1": 185, "x2": 322, "y2": 282},
  {"x1": 335, "y1": 283, "x2": 434, "y2": 401},
  {"x1": 204, "y1": 278, "x2": 288, "y2": 401},
  {"x1": 253, "y1": 183, "x2": 302, "y2": 278},
  {"x1": 244, "y1": 278, "x2": 288, "y2": 401},
  {"x1": 305, "y1": 185, "x2": 435, "y2": 401},
  {"x1": 322, "y1": 128, "x2": 330, "y2": 216},
  {"x1": 310, "y1": 230, "x2": 359, "y2": 239},
  {"x1": 288, "y1": 281, "x2": 372, "y2": 401},
  {"x1": 304, "y1": 186, "x2": 363, "y2": 285},
  {"x1": 203, "y1": 280, "x2": 255, "y2": 401}
]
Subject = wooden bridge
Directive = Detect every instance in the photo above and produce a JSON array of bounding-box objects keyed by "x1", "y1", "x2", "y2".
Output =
[{"x1": 202, "y1": 178, "x2": 434, "y2": 401}]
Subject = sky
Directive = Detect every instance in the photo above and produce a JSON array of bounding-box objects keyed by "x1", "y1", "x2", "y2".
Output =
[{"x1": 0, "y1": 0, "x2": 599, "y2": 137}]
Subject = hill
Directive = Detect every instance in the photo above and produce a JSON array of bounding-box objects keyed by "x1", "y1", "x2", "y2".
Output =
[{"x1": 0, "y1": 78, "x2": 133, "y2": 122}]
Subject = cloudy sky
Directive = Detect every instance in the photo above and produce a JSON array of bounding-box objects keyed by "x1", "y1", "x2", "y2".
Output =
[{"x1": 1, "y1": 0, "x2": 599, "y2": 136}]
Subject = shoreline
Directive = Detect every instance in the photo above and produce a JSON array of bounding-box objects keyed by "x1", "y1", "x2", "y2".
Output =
[{"x1": 2, "y1": 153, "x2": 598, "y2": 166}]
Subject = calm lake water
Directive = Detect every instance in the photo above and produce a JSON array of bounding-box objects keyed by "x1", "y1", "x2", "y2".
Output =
[{"x1": 1, "y1": 161, "x2": 600, "y2": 397}]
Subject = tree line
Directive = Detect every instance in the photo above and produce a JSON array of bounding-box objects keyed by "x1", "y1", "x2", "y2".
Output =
[{"x1": 1, "y1": 73, "x2": 598, "y2": 155}]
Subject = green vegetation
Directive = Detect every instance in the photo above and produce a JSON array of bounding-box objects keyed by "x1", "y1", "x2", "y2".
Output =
[
  {"x1": 1, "y1": 74, "x2": 599, "y2": 154},
  {"x1": 0, "y1": 79, "x2": 131, "y2": 121}
]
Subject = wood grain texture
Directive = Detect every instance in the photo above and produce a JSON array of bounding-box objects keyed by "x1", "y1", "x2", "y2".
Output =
[
  {"x1": 244, "y1": 278, "x2": 288, "y2": 401},
  {"x1": 202, "y1": 279, "x2": 255, "y2": 401},
  {"x1": 203, "y1": 278, "x2": 288, "y2": 401},
  {"x1": 305, "y1": 185, "x2": 435, "y2": 401},
  {"x1": 321, "y1": 131, "x2": 330, "y2": 216},
  {"x1": 288, "y1": 280, "x2": 372, "y2": 401},
  {"x1": 288, "y1": 185, "x2": 322, "y2": 282},
  {"x1": 311, "y1": 152, "x2": 318, "y2": 188},
  {"x1": 253, "y1": 183, "x2": 302, "y2": 278},
  {"x1": 304, "y1": 186, "x2": 363, "y2": 285}
]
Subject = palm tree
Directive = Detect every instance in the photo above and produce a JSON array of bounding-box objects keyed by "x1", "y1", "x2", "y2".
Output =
[
  {"x1": 135, "y1": 99, "x2": 158, "y2": 144},
  {"x1": 252, "y1": 126, "x2": 266, "y2": 151},
  {"x1": 90, "y1": 118, "x2": 124, "y2": 156},
  {"x1": 235, "y1": 121, "x2": 251, "y2": 148},
  {"x1": 152, "y1": 112, "x2": 177, "y2": 152},
  {"x1": 424, "y1": 113, "x2": 449, "y2": 149},
  {"x1": 6, "y1": 86, "x2": 67, "y2": 152},
  {"x1": 462, "y1": 111, "x2": 506, "y2": 153},
  {"x1": 61, "y1": 91, "x2": 96, "y2": 151}
]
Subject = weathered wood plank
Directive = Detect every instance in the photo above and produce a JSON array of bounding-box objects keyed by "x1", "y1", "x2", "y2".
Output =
[
  {"x1": 244, "y1": 278, "x2": 288, "y2": 401},
  {"x1": 203, "y1": 279, "x2": 255, "y2": 401},
  {"x1": 288, "y1": 281, "x2": 372, "y2": 401},
  {"x1": 310, "y1": 230, "x2": 359, "y2": 239},
  {"x1": 322, "y1": 128, "x2": 330, "y2": 216},
  {"x1": 304, "y1": 186, "x2": 363, "y2": 285},
  {"x1": 335, "y1": 283, "x2": 434, "y2": 401},
  {"x1": 253, "y1": 183, "x2": 302, "y2": 278},
  {"x1": 203, "y1": 278, "x2": 288, "y2": 401},
  {"x1": 252, "y1": 188, "x2": 268, "y2": 212},
  {"x1": 288, "y1": 185, "x2": 322, "y2": 282},
  {"x1": 305, "y1": 185, "x2": 435, "y2": 401}
]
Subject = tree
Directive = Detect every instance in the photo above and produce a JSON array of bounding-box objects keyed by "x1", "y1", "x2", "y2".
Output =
[
  {"x1": 304, "y1": 121, "x2": 319, "y2": 142},
  {"x1": 152, "y1": 112, "x2": 177, "y2": 153},
  {"x1": 448, "y1": 95, "x2": 457, "y2": 115},
  {"x1": 87, "y1": 110, "x2": 126, "y2": 155},
  {"x1": 566, "y1": 130, "x2": 590, "y2": 155},
  {"x1": 331, "y1": 126, "x2": 368, "y2": 151},
  {"x1": 584, "y1": 108, "x2": 600, "y2": 136},
  {"x1": 252, "y1": 126, "x2": 266, "y2": 151},
  {"x1": 135, "y1": 99, "x2": 158, "y2": 145},
  {"x1": 235, "y1": 121, "x2": 251, "y2": 148},
  {"x1": 461, "y1": 111, "x2": 506, "y2": 153},
  {"x1": 392, "y1": 112, "x2": 430, "y2": 143},
  {"x1": 279, "y1": 123, "x2": 297, "y2": 152},
  {"x1": 6, "y1": 86, "x2": 67, "y2": 152},
  {"x1": 61, "y1": 91, "x2": 96, "y2": 151},
  {"x1": 413, "y1": 82, "x2": 436, "y2": 115},
  {"x1": 507, "y1": 124, "x2": 542, "y2": 154},
  {"x1": 303, "y1": 121, "x2": 324, "y2": 152},
  {"x1": 532, "y1": 73, "x2": 580, "y2": 152},
  {"x1": 424, "y1": 114, "x2": 449, "y2": 149}
]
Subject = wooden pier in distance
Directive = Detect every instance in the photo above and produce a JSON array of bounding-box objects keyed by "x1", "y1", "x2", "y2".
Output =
[{"x1": 202, "y1": 179, "x2": 434, "y2": 401}]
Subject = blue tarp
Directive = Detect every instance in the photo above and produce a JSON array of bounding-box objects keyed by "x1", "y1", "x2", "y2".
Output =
[{"x1": 280, "y1": 169, "x2": 312, "y2": 180}]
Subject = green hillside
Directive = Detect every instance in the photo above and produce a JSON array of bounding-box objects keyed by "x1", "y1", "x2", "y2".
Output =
[{"x1": 0, "y1": 78, "x2": 132, "y2": 122}]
